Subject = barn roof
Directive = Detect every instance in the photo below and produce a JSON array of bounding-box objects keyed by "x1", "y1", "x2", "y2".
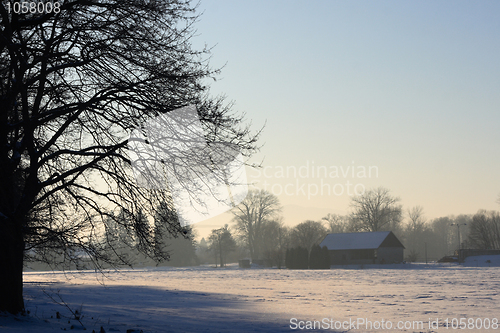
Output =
[{"x1": 319, "y1": 231, "x2": 405, "y2": 250}]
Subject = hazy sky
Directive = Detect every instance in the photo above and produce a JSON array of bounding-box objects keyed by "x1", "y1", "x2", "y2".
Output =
[{"x1": 191, "y1": 0, "x2": 500, "y2": 230}]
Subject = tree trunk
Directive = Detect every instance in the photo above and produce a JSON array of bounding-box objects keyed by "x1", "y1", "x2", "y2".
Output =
[{"x1": 0, "y1": 223, "x2": 25, "y2": 314}]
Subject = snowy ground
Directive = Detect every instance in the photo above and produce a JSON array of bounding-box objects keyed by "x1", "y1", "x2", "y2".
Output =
[{"x1": 1, "y1": 259, "x2": 500, "y2": 332}]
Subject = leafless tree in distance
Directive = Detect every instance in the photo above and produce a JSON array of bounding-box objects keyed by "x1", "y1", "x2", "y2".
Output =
[
  {"x1": 232, "y1": 189, "x2": 282, "y2": 260},
  {"x1": 322, "y1": 213, "x2": 353, "y2": 234},
  {"x1": 404, "y1": 206, "x2": 427, "y2": 261},
  {"x1": 290, "y1": 220, "x2": 327, "y2": 253},
  {"x1": 208, "y1": 224, "x2": 236, "y2": 268},
  {"x1": 468, "y1": 210, "x2": 500, "y2": 250},
  {"x1": 349, "y1": 187, "x2": 402, "y2": 232},
  {"x1": 260, "y1": 218, "x2": 289, "y2": 268}
]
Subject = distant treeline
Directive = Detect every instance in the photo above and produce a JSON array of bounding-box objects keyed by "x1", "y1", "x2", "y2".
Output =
[{"x1": 26, "y1": 189, "x2": 500, "y2": 271}]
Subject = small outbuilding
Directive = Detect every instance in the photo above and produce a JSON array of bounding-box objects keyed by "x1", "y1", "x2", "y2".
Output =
[{"x1": 319, "y1": 231, "x2": 405, "y2": 265}]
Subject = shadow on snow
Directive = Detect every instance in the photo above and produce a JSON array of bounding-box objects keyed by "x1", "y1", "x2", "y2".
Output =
[{"x1": 18, "y1": 281, "x2": 296, "y2": 333}]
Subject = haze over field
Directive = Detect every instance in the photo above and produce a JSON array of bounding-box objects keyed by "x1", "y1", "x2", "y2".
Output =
[{"x1": 190, "y1": 0, "x2": 500, "y2": 236}]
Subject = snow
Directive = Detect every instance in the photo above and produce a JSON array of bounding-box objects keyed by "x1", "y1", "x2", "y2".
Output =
[{"x1": 2, "y1": 262, "x2": 500, "y2": 332}]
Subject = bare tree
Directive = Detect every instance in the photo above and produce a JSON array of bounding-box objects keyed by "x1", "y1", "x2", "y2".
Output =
[
  {"x1": 0, "y1": 0, "x2": 258, "y2": 314},
  {"x1": 261, "y1": 218, "x2": 289, "y2": 268},
  {"x1": 407, "y1": 206, "x2": 426, "y2": 230},
  {"x1": 403, "y1": 206, "x2": 427, "y2": 261},
  {"x1": 349, "y1": 187, "x2": 402, "y2": 232},
  {"x1": 468, "y1": 210, "x2": 500, "y2": 250},
  {"x1": 322, "y1": 213, "x2": 352, "y2": 234},
  {"x1": 430, "y1": 216, "x2": 455, "y2": 258},
  {"x1": 208, "y1": 224, "x2": 236, "y2": 268},
  {"x1": 405, "y1": 206, "x2": 427, "y2": 242},
  {"x1": 290, "y1": 220, "x2": 327, "y2": 253},
  {"x1": 232, "y1": 189, "x2": 282, "y2": 260}
]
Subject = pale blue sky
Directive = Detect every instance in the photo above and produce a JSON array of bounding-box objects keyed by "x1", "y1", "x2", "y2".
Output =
[{"x1": 192, "y1": 0, "x2": 500, "y2": 223}]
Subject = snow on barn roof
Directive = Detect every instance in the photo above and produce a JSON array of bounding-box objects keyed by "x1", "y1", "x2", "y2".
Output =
[{"x1": 319, "y1": 231, "x2": 404, "y2": 250}]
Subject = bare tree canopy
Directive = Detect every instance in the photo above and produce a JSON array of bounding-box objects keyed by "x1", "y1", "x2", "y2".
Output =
[
  {"x1": 468, "y1": 210, "x2": 500, "y2": 250},
  {"x1": 290, "y1": 220, "x2": 327, "y2": 253},
  {"x1": 260, "y1": 218, "x2": 288, "y2": 268},
  {"x1": 406, "y1": 206, "x2": 426, "y2": 233},
  {"x1": 349, "y1": 187, "x2": 402, "y2": 232},
  {"x1": 403, "y1": 206, "x2": 429, "y2": 262},
  {"x1": 322, "y1": 213, "x2": 352, "y2": 234},
  {"x1": 232, "y1": 189, "x2": 282, "y2": 260},
  {"x1": 208, "y1": 224, "x2": 236, "y2": 268},
  {"x1": 0, "y1": 0, "x2": 258, "y2": 314}
]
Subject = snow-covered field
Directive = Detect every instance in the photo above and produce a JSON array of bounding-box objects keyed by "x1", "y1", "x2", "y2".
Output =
[{"x1": 2, "y1": 260, "x2": 500, "y2": 332}]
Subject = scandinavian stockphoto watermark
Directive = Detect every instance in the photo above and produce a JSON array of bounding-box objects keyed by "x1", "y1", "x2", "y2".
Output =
[
  {"x1": 250, "y1": 161, "x2": 378, "y2": 199},
  {"x1": 127, "y1": 105, "x2": 248, "y2": 226}
]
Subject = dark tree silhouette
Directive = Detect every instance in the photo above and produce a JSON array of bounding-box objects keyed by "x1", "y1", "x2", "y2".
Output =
[
  {"x1": 285, "y1": 246, "x2": 308, "y2": 269},
  {"x1": 154, "y1": 203, "x2": 197, "y2": 267},
  {"x1": 308, "y1": 244, "x2": 330, "y2": 269},
  {"x1": 0, "y1": 0, "x2": 257, "y2": 313}
]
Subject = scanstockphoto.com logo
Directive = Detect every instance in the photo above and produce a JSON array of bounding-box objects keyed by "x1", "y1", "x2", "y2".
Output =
[{"x1": 127, "y1": 105, "x2": 248, "y2": 226}]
